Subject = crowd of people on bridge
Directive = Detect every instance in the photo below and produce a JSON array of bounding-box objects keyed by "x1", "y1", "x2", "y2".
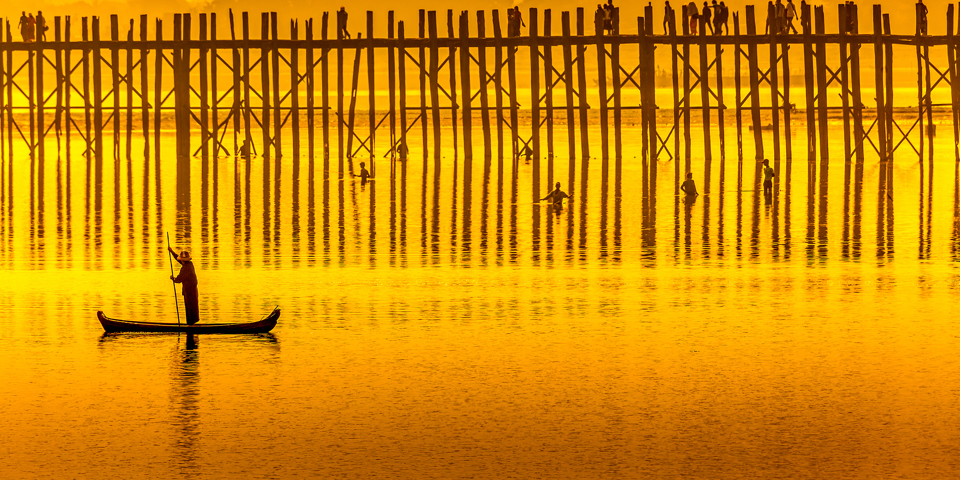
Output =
[
  {"x1": 14, "y1": 2, "x2": 936, "y2": 42},
  {"x1": 18, "y1": 11, "x2": 48, "y2": 42}
]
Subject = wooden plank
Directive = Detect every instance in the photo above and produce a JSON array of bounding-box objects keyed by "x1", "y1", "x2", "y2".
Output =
[
  {"x1": 366, "y1": 11, "x2": 375, "y2": 167},
  {"x1": 769, "y1": 13, "x2": 780, "y2": 164},
  {"x1": 388, "y1": 11, "x2": 396, "y2": 161},
  {"x1": 544, "y1": 9, "x2": 554, "y2": 181},
  {"x1": 6, "y1": 21, "x2": 13, "y2": 197},
  {"x1": 306, "y1": 18, "x2": 314, "y2": 163},
  {"x1": 429, "y1": 11, "x2": 441, "y2": 162},
  {"x1": 493, "y1": 10, "x2": 505, "y2": 165},
  {"x1": 639, "y1": 16, "x2": 649, "y2": 163},
  {"x1": 125, "y1": 19, "x2": 133, "y2": 176},
  {"x1": 261, "y1": 13, "x2": 272, "y2": 161},
  {"x1": 139, "y1": 16, "x2": 148, "y2": 160},
  {"x1": 459, "y1": 11, "x2": 472, "y2": 161},
  {"x1": 154, "y1": 18, "x2": 162, "y2": 169},
  {"x1": 595, "y1": 7, "x2": 608, "y2": 162},
  {"x1": 611, "y1": 8, "x2": 622, "y2": 166},
  {"x1": 292, "y1": 19, "x2": 300, "y2": 160},
  {"x1": 682, "y1": 4, "x2": 691, "y2": 171},
  {"x1": 228, "y1": 11, "x2": 240, "y2": 156},
  {"x1": 849, "y1": 5, "x2": 864, "y2": 164},
  {"x1": 0, "y1": 21, "x2": 4, "y2": 200},
  {"x1": 290, "y1": 18, "x2": 299, "y2": 200},
  {"x1": 715, "y1": 14, "x2": 725, "y2": 164},
  {"x1": 211, "y1": 13, "x2": 219, "y2": 156},
  {"x1": 111, "y1": 15, "x2": 121, "y2": 163},
  {"x1": 65, "y1": 17, "x2": 73, "y2": 166},
  {"x1": 242, "y1": 13, "x2": 253, "y2": 174},
  {"x1": 561, "y1": 10, "x2": 576, "y2": 187},
  {"x1": 180, "y1": 14, "x2": 193, "y2": 194},
  {"x1": 916, "y1": 10, "x2": 923, "y2": 163},
  {"x1": 398, "y1": 19, "x2": 407, "y2": 160},
  {"x1": 93, "y1": 16, "x2": 103, "y2": 171},
  {"x1": 745, "y1": 7, "x2": 763, "y2": 161},
  {"x1": 815, "y1": 7, "x2": 828, "y2": 161},
  {"x1": 321, "y1": 13, "x2": 330, "y2": 171},
  {"x1": 32, "y1": 17, "x2": 39, "y2": 166},
  {"x1": 576, "y1": 8, "x2": 589, "y2": 165},
  {"x1": 839, "y1": 5, "x2": 851, "y2": 162},
  {"x1": 673, "y1": 9, "x2": 682, "y2": 190},
  {"x1": 883, "y1": 15, "x2": 893, "y2": 163},
  {"x1": 53, "y1": 17, "x2": 63, "y2": 158},
  {"x1": 530, "y1": 8, "x2": 540, "y2": 195},
  {"x1": 507, "y1": 11, "x2": 519, "y2": 159},
  {"x1": 699, "y1": 8, "x2": 712, "y2": 172},
  {"x1": 874, "y1": 5, "x2": 888, "y2": 162},
  {"x1": 924, "y1": 26, "x2": 933, "y2": 166},
  {"x1": 477, "y1": 11, "x2": 491, "y2": 161},
  {"x1": 346, "y1": 30, "x2": 362, "y2": 161},
  {"x1": 200, "y1": 14, "x2": 210, "y2": 159},
  {"x1": 6, "y1": 21, "x2": 13, "y2": 196},
  {"x1": 644, "y1": 12, "x2": 657, "y2": 189},
  {"x1": 781, "y1": 21, "x2": 791, "y2": 161},
  {"x1": 419, "y1": 10, "x2": 428, "y2": 162},
  {"x1": 802, "y1": 3, "x2": 815, "y2": 162},
  {"x1": 271, "y1": 12, "x2": 281, "y2": 161},
  {"x1": 447, "y1": 10, "x2": 458, "y2": 157}
]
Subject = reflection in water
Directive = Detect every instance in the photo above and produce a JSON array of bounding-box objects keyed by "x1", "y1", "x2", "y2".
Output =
[
  {"x1": 172, "y1": 334, "x2": 201, "y2": 474},
  {"x1": 11, "y1": 126, "x2": 960, "y2": 273}
]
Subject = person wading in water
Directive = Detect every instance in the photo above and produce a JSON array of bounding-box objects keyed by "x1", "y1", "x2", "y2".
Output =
[
  {"x1": 168, "y1": 246, "x2": 200, "y2": 325},
  {"x1": 541, "y1": 182, "x2": 572, "y2": 213}
]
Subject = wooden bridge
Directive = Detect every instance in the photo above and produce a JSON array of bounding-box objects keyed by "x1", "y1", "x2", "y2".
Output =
[{"x1": 0, "y1": 3, "x2": 957, "y2": 206}]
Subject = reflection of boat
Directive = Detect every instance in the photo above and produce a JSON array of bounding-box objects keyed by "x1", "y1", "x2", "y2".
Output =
[
  {"x1": 749, "y1": 124, "x2": 776, "y2": 131},
  {"x1": 97, "y1": 307, "x2": 280, "y2": 333}
]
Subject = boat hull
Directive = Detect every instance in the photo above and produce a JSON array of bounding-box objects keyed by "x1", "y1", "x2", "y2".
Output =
[{"x1": 97, "y1": 308, "x2": 279, "y2": 333}]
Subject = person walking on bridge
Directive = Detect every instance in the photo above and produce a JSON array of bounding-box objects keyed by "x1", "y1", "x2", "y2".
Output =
[
  {"x1": 785, "y1": 0, "x2": 798, "y2": 34},
  {"x1": 664, "y1": 1, "x2": 676, "y2": 34},
  {"x1": 918, "y1": 0, "x2": 929, "y2": 35},
  {"x1": 338, "y1": 7, "x2": 351, "y2": 39},
  {"x1": 18, "y1": 12, "x2": 31, "y2": 42},
  {"x1": 687, "y1": 1, "x2": 699, "y2": 35}
]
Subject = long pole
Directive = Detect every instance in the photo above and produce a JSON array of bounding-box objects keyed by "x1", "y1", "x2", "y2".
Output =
[{"x1": 167, "y1": 233, "x2": 182, "y2": 330}]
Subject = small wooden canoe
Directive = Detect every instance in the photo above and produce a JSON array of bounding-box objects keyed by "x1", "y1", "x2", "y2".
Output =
[{"x1": 97, "y1": 307, "x2": 280, "y2": 334}]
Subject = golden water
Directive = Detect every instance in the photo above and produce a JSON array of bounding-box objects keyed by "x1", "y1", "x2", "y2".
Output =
[{"x1": 1, "y1": 122, "x2": 959, "y2": 478}]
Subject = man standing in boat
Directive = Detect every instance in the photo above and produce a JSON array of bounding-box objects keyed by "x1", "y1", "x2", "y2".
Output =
[{"x1": 168, "y1": 246, "x2": 200, "y2": 325}]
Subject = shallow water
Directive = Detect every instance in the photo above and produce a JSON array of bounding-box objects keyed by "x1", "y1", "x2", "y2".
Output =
[{"x1": 1, "y1": 120, "x2": 959, "y2": 479}]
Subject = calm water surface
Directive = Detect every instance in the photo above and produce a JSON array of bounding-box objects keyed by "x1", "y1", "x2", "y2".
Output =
[{"x1": 1, "y1": 122, "x2": 959, "y2": 479}]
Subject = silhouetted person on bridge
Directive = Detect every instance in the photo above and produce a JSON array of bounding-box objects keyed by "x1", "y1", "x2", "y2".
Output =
[
  {"x1": 681, "y1": 172, "x2": 698, "y2": 197},
  {"x1": 720, "y1": 1, "x2": 730, "y2": 34},
  {"x1": 168, "y1": 246, "x2": 200, "y2": 325},
  {"x1": 36, "y1": 11, "x2": 47, "y2": 42},
  {"x1": 765, "y1": 1, "x2": 775, "y2": 34},
  {"x1": 338, "y1": 7, "x2": 351, "y2": 39},
  {"x1": 687, "y1": 1, "x2": 699, "y2": 35},
  {"x1": 18, "y1": 12, "x2": 30, "y2": 42},
  {"x1": 702, "y1": 1, "x2": 713, "y2": 34},
  {"x1": 918, "y1": 0, "x2": 928, "y2": 35},
  {"x1": 785, "y1": 0, "x2": 797, "y2": 34},
  {"x1": 541, "y1": 182, "x2": 571, "y2": 211},
  {"x1": 509, "y1": 7, "x2": 525, "y2": 37},
  {"x1": 664, "y1": 2, "x2": 675, "y2": 34},
  {"x1": 800, "y1": 0, "x2": 810, "y2": 31},
  {"x1": 762, "y1": 159, "x2": 775, "y2": 196}
]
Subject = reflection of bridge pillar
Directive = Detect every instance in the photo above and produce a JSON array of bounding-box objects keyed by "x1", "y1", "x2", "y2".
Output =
[{"x1": 174, "y1": 14, "x2": 191, "y2": 205}]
